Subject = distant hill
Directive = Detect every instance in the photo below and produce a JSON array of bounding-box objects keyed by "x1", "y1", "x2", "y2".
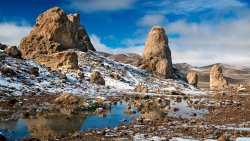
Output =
[
  {"x1": 175, "y1": 63, "x2": 250, "y2": 88},
  {"x1": 108, "y1": 53, "x2": 142, "y2": 64}
]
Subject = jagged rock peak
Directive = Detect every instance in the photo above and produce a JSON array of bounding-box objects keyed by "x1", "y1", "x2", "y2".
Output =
[{"x1": 19, "y1": 7, "x2": 95, "y2": 69}]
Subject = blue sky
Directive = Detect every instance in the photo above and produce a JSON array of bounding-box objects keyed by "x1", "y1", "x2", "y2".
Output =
[{"x1": 0, "y1": 0, "x2": 250, "y2": 66}]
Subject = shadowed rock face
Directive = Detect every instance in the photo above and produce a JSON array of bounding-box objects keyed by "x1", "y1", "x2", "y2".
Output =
[
  {"x1": 210, "y1": 64, "x2": 229, "y2": 90},
  {"x1": 134, "y1": 26, "x2": 173, "y2": 78},
  {"x1": 19, "y1": 7, "x2": 95, "y2": 69},
  {"x1": 4, "y1": 46, "x2": 21, "y2": 59}
]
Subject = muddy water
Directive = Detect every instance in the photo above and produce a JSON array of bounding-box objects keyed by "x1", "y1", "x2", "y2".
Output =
[{"x1": 0, "y1": 97, "x2": 207, "y2": 140}]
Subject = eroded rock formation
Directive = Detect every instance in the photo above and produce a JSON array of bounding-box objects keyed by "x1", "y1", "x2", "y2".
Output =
[
  {"x1": 210, "y1": 64, "x2": 229, "y2": 90},
  {"x1": 186, "y1": 72, "x2": 198, "y2": 87},
  {"x1": 134, "y1": 26, "x2": 173, "y2": 78},
  {"x1": 19, "y1": 7, "x2": 95, "y2": 69}
]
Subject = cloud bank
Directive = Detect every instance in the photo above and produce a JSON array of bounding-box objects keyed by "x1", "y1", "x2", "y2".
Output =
[
  {"x1": 0, "y1": 22, "x2": 31, "y2": 45},
  {"x1": 167, "y1": 18, "x2": 250, "y2": 66}
]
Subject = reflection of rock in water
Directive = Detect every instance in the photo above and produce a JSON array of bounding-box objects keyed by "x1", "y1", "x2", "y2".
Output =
[{"x1": 24, "y1": 113, "x2": 89, "y2": 138}]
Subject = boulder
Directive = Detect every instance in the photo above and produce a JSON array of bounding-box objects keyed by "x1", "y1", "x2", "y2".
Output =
[
  {"x1": 236, "y1": 84, "x2": 247, "y2": 92},
  {"x1": 134, "y1": 26, "x2": 173, "y2": 78},
  {"x1": 54, "y1": 93, "x2": 80, "y2": 105},
  {"x1": 0, "y1": 66, "x2": 16, "y2": 77},
  {"x1": 30, "y1": 67, "x2": 39, "y2": 77},
  {"x1": 134, "y1": 85, "x2": 149, "y2": 93},
  {"x1": 210, "y1": 64, "x2": 229, "y2": 90},
  {"x1": 19, "y1": 7, "x2": 95, "y2": 69},
  {"x1": 186, "y1": 72, "x2": 198, "y2": 87},
  {"x1": 217, "y1": 135, "x2": 229, "y2": 141},
  {"x1": 4, "y1": 46, "x2": 22, "y2": 58},
  {"x1": 90, "y1": 71, "x2": 105, "y2": 85},
  {"x1": 0, "y1": 43, "x2": 7, "y2": 50},
  {"x1": 110, "y1": 72, "x2": 121, "y2": 80},
  {"x1": 77, "y1": 71, "x2": 85, "y2": 79}
]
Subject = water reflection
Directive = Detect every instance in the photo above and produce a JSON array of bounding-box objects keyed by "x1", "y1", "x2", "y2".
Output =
[
  {"x1": 0, "y1": 97, "x2": 208, "y2": 140},
  {"x1": 24, "y1": 113, "x2": 90, "y2": 138}
]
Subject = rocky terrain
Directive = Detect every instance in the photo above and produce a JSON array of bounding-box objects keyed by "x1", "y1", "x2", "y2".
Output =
[{"x1": 0, "y1": 7, "x2": 249, "y2": 141}]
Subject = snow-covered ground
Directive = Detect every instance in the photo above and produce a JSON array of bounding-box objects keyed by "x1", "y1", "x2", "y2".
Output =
[
  {"x1": 133, "y1": 134, "x2": 250, "y2": 141},
  {"x1": 0, "y1": 51, "x2": 206, "y2": 98}
]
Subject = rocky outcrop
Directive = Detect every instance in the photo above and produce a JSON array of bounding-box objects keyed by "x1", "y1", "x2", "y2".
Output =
[
  {"x1": 4, "y1": 46, "x2": 22, "y2": 58},
  {"x1": 90, "y1": 71, "x2": 105, "y2": 85},
  {"x1": 35, "y1": 51, "x2": 79, "y2": 69},
  {"x1": 134, "y1": 26, "x2": 173, "y2": 78},
  {"x1": 19, "y1": 7, "x2": 95, "y2": 69},
  {"x1": 210, "y1": 64, "x2": 229, "y2": 90},
  {"x1": 186, "y1": 72, "x2": 198, "y2": 87}
]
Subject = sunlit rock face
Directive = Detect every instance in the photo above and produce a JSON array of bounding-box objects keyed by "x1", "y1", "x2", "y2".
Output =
[
  {"x1": 210, "y1": 64, "x2": 229, "y2": 90},
  {"x1": 186, "y1": 72, "x2": 198, "y2": 87},
  {"x1": 134, "y1": 26, "x2": 173, "y2": 79},
  {"x1": 19, "y1": 7, "x2": 95, "y2": 69}
]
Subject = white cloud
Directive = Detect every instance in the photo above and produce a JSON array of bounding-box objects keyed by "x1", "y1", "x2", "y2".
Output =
[
  {"x1": 166, "y1": 19, "x2": 250, "y2": 66},
  {"x1": 67, "y1": 0, "x2": 135, "y2": 13},
  {"x1": 0, "y1": 22, "x2": 31, "y2": 45},
  {"x1": 90, "y1": 34, "x2": 144, "y2": 54},
  {"x1": 143, "y1": 0, "x2": 246, "y2": 14},
  {"x1": 137, "y1": 14, "x2": 166, "y2": 26},
  {"x1": 91, "y1": 15, "x2": 250, "y2": 67}
]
